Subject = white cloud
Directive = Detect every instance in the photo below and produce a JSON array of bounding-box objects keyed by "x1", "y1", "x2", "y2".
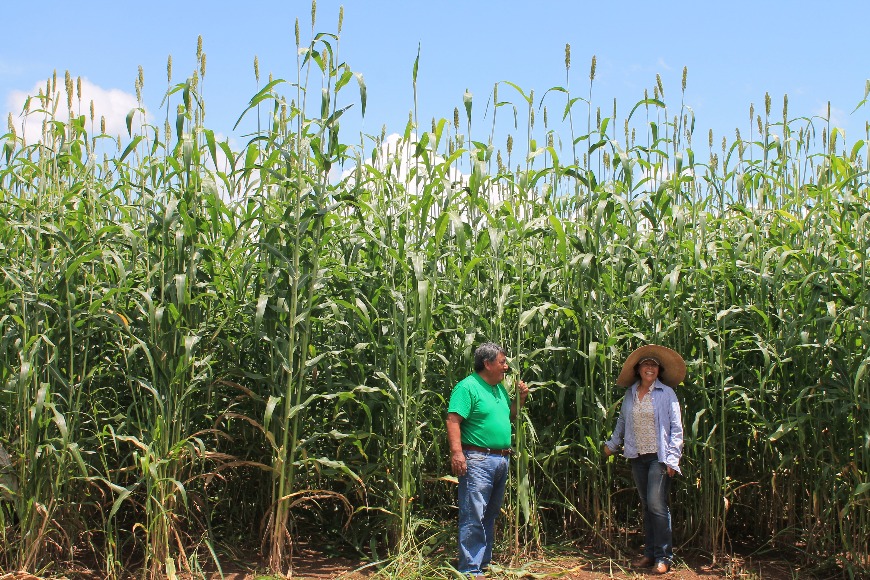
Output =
[
  {"x1": 342, "y1": 132, "x2": 469, "y2": 196},
  {"x1": 5, "y1": 77, "x2": 145, "y2": 144}
]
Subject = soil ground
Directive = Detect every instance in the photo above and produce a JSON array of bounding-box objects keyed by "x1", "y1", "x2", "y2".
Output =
[
  {"x1": 211, "y1": 545, "x2": 808, "y2": 580},
  {"x1": 0, "y1": 543, "x2": 830, "y2": 579}
]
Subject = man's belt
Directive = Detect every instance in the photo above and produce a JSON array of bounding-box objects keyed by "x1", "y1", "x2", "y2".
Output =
[{"x1": 461, "y1": 444, "x2": 512, "y2": 456}]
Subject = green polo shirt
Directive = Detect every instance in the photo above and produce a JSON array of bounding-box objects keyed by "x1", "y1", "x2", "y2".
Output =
[{"x1": 448, "y1": 373, "x2": 512, "y2": 449}]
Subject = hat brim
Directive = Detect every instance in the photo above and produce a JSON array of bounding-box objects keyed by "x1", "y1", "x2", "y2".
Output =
[{"x1": 616, "y1": 344, "x2": 686, "y2": 388}]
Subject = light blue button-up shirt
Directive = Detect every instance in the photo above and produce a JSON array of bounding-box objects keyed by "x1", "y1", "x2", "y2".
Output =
[{"x1": 604, "y1": 378, "x2": 684, "y2": 474}]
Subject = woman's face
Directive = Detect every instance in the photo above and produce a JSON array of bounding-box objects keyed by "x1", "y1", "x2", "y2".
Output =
[{"x1": 637, "y1": 359, "x2": 660, "y2": 382}]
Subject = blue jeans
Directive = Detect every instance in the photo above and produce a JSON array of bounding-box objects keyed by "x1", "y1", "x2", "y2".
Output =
[
  {"x1": 457, "y1": 451, "x2": 509, "y2": 574},
  {"x1": 631, "y1": 453, "x2": 673, "y2": 564}
]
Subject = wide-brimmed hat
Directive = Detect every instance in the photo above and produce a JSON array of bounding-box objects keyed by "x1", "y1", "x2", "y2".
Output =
[{"x1": 616, "y1": 344, "x2": 686, "y2": 388}]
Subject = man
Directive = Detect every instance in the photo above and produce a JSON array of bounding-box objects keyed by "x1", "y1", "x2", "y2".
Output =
[{"x1": 446, "y1": 342, "x2": 529, "y2": 578}]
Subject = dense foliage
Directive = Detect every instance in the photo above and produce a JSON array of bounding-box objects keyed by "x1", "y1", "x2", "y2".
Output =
[{"x1": 1, "y1": 8, "x2": 868, "y2": 578}]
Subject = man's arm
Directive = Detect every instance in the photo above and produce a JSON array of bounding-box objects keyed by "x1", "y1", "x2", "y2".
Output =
[
  {"x1": 446, "y1": 412, "x2": 465, "y2": 476},
  {"x1": 509, "y1": 380, "x2": 529, "y2": 419}
]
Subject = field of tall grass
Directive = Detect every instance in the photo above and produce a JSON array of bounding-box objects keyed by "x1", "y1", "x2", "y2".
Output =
[{"x1": 1, "y1": 5, "x2": 868, "y2": 579}]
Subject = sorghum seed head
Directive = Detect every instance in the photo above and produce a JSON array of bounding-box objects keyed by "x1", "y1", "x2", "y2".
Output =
[
  {"x1": 757, "y1": 115, "x2": 763, "y2": 135},
  {"x1": 89, "y1": 100, "x2": 94, "y2": 121},
  {"x1": 254, "y1": 56, "x2": 259, "y2": 82},
  {"x1": 295, "y1": 19, "x2": 300, "y2": 47},
  {"x1": 682, "y1": 67, "x2": 687, "y2": 92},
  {"x1": 338, "y1": 6, "x2": 344, "y2": 33},
  {"x1": 101, "y1": 116, "x2": 106, "y2": 134},
  {"x1": 201, "y1": 53, "x2": 206, "y2": 77},
  {"x1": 197, "y1": 35, "x2": 203, "y2": 60},
  {"x1": 311, "y1": 0, "x2": 317, "y2": 27},
  {"x1": 167, "y1": 55, "x2": 173, "y2": 83},
  {"x1": 454, "y1": 107, "x2": 459, "y2": 130},
  {"x1": 565, "y1": 44, "x2": 571, "y2": 70},
  {"x1": 590, "y1": 55, "x2": 597, "y2": 82},
  {"x1": 656, "y1": 73, "x2": 663, "y2": 97},
  {"x1": 708, "y1": 129, "x2": 713, "y2": 148},
  {"x1": 765, "y1": 92, "x2": 771, "y2": 117},
  {"x1": 507, "y1": 134, "x2": 513, "y2": 155},
  {"x1": 783, "y1": 94, "x2": 788, "y2": 119},
  {"x1": 65, "y1": 70, "x2": 73, "y2": 108}
]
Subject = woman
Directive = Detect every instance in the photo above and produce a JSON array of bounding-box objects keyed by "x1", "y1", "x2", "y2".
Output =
[{"x1": 603, "y1": 344, "x2": 685, "y2": 574}]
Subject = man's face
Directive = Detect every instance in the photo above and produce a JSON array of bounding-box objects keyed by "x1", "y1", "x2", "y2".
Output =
[{"x1": 485, "y1": 353, "x2": 510, "y2": 382}]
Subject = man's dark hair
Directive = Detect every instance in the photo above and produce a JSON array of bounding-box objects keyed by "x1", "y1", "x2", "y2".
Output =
[{"x1": 474, "y1": 342, "x2": 506, "y2": 372}]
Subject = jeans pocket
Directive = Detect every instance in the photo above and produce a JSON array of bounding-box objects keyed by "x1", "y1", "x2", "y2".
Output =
[{"x1": 464, "y1": 452, "x2": 486, "y2": 464}]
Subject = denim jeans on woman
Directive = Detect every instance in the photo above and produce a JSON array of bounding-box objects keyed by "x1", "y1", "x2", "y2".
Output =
[
  {"x1": 457, "y1": 450, "x2": 509, "y2": 574},
  {"x1": 631, "y1": 453, "x2": 673, "y2": 564}
]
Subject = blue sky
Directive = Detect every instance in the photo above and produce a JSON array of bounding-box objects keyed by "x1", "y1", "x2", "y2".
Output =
[{"x1": 2, "y1": 1, "x2": 868, "y2": 157}]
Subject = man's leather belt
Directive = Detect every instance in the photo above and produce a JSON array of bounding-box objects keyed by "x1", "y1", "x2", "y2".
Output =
[{"x1": 462, "y1": 444, "x2": 511, "y2": 456}]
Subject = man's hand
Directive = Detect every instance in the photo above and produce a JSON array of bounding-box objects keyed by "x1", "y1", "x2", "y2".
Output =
[
  {"x1": 602, "y1": 444, "x2": 613, "y2": 458},
  {"x1": 517, "y1": 380, "x2": 529, "y2": 406},
  {"x1": 451, "y1": 450, "x2": 467, "y2": 476}
]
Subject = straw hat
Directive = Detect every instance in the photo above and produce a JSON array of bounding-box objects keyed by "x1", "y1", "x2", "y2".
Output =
[{"x1": 616, "y1": 344, "x2": 686, "y2": 388}]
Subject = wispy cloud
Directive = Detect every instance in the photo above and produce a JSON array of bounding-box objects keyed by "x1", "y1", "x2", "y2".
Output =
[
  {"x1": 0, "y1": 58, "x2": 26, "y2": 76},
  {"x1": 815, "y1": 103, "x2": 846, "y2": 129},
  {"x1": 656, "y1": 57, "x2": 672, "y2": 71}
]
